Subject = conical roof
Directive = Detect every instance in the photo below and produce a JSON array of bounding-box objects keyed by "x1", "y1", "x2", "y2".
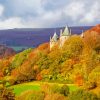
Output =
[
  {"x1": 62, "y1": 26, "x2": 70, "y2": 36},
  {"x1": 52, "y1": 32, "x2": 58, "y2": 42}
]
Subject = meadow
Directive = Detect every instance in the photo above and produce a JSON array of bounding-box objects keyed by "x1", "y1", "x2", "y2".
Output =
[{"x1": 9, "y1": 82, "x2": 79, "y2": 96}]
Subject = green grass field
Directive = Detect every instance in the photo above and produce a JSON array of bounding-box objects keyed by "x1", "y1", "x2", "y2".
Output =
[
  {"x1": 11, "y1": 84, "x2": 40, "y2": 96},
  {"x1": 9, "y1": 82, "x2": 79, "y2": 96}
]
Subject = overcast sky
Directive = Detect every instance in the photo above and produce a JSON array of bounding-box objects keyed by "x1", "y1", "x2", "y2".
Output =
[{"x1": 0, "y1": 0, "x2": 100, "y2": 29}]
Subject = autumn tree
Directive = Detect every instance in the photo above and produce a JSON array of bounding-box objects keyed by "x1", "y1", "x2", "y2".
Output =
[{"x1": 62, "y1": 35, "x2": 84, "y2": 58}]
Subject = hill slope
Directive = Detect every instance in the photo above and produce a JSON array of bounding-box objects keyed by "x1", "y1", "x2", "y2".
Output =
[{"x1": 0, "y1": 25, "x2": 99, "y2": 86}]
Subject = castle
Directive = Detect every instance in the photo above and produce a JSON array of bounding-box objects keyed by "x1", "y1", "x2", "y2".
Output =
[{"x1": 50, "y1": 26, "x2": 84, "y2": 50}]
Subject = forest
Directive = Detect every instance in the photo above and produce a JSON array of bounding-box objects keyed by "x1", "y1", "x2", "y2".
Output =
[{"x1": 0, "y1": 24, "x2": 100, "y2": 100}]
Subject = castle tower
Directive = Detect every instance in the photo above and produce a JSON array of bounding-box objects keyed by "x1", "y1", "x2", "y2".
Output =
[
  {"x1": 60, "y1": 29, "x2": 63, "y2": 37},
  {"x1": 50, "y1": 32, "x2": 58, "y2": 50},
  {"x1": 70, "y1": 28, "x2": 72, "y2": 36},
  {"x1": 60, "y1": 26, "x2": 71, "y2": 47},
  {"x1": 81, "y1": 30, "x2": 84, "y2": 38}
]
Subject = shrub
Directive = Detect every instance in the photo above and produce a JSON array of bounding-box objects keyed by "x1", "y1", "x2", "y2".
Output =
[
  {"x1": 0, "y1": 87, "x2": 15, "y2": 100},
  {"x1": 68, "y1": 89, "x2": 98, "y2": 100},
  {"x1": 88, "y1": 66, "x2": 100, "y2": 86},
  {"x1": 41, "y1": 84, "x2": 52, "y2": 94},
  {"x1": 41, "y1": 84, "x2": 70, "y2": 96},
  {"x1": 16, "y1": 90, "x2": 45, "y2": 100},
  {"x1": 98, "y1": 93, "x2": 100, "y2": 100},
  {"x1": 41, "y1": 83, "x2": 70, "y2": 96},
  {"x1": 27, "y1": 91, "x2": 45, "y2": 100},
  {"x1": 9, "y1": 78, "x2": 16, "y2": 85},
  {"x1": 85, "y1": 81, "x2": 97, "y2": 90},
  {"x1": 44, "y1": 93, "x2": 67, "y2": 100},
  {"x1": 50, "y1": 84, "x2": 61, "y2": 94},
  {"x1": 60, "y1": 85, "x2": 69, "y2": 96}
]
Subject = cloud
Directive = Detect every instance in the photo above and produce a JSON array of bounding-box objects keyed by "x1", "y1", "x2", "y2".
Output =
[
  {"x1": 0, "y1": 0, "x2": 100, "y2": 29},
  {"x1": 0, "y1": 17, "x2": 26, "y2": 29},
  {"x1": 42, "y1": 0, "x2": 68, "y2": 11},
  {"x1": 80, "y1": 1, "x2": 100, "y2": 23},
  {"x1": 5, "y1": 0, "x2": 44, "y2": 17},
  {"x1": 1, "y1": 12, "x2": 61, "y2": 29},
  {"x1": 64, "y1": 1, "x2": 85, "y2": 21},
  {"x1": 0, "y1": 4, "x2": 4, "y2": 16}
]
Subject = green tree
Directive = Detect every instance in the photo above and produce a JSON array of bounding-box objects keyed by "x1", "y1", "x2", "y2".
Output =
[{"x1": 63, "y1": 35, "x2": 84, "y2": 58}]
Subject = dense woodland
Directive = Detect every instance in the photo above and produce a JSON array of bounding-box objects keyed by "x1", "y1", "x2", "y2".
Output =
[{"x1": 0, "y1": 25, "x2": 100, "y2": 100}]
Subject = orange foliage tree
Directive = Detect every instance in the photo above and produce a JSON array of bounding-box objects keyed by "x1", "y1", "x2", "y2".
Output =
[{"x1": 74, "y1": 73, "x2": 84, "y2": 86}]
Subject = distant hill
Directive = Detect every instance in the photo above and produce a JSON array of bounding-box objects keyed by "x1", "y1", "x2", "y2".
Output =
[
  {"x1": 0, "y1": 45, "x2": 16, "y2": 59},
  {"x1": 0, "y1": 26, "x2": 93, "y2": 48}
]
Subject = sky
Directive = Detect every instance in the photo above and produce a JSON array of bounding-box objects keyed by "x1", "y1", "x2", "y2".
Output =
[{"x1": 0, "y1": 0, "x2": 100, "y2": 29}]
